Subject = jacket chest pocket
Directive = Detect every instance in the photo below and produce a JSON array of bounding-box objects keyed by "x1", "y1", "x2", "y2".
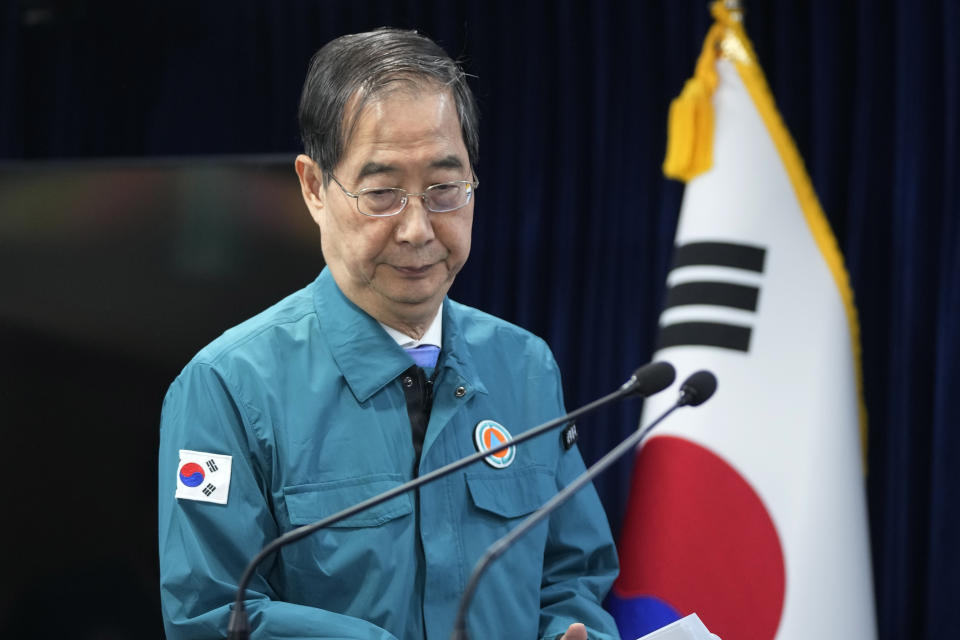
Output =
[
  {"x1": 283, "y1": 473, "x2": 413, "y2": 527},
  {"x1": 461, "y1": 464, "x2": 556, "y2": 622},
  {"x1": 465, "y1": 465, "x2": 556, "y2": 519},
  {"x1": 278, "y1": 474, "x2": 416, "y2": 617}
]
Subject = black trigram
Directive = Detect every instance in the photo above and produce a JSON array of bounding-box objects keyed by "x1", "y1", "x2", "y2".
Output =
[
  {"x1": 205, "y1": 459, "x2": 219, "y2": 473},
  {"x1": 202, "y1": 483, "x2": 217, "y2": 496},
  {"x1": 657, "y1": 241, "x2": 767, "y2": 353}
]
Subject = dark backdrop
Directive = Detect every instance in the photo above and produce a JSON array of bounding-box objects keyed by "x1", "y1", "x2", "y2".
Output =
[{"x1": 1, "y1": 1, "x2": 957, "y2": 638}]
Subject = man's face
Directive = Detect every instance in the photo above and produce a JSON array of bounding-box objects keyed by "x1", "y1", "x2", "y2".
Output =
[{"x1": 296, "y1": 87, "x2": 474, "y2": 331}]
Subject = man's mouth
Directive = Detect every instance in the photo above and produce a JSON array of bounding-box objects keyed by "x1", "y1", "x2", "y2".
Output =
[{"x1": 392, "y1": 263, "x2": 436, "y2": 275}]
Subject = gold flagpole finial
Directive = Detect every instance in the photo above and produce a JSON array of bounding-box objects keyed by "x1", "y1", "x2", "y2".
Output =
[
  {"x1": 714, "y1": 0, "x2": 750, "y2": 64},
  {"x1": 724, "y1": 0, "x2": 744, "y2": 22}
]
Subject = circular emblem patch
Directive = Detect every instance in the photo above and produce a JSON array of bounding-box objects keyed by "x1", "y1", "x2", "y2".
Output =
[
  {"x1": 473, "y1": 420, "x2": 516, "y2": 469},
  {"x1": 178, "y1": 462, "x2": 205, "y2": 487}
]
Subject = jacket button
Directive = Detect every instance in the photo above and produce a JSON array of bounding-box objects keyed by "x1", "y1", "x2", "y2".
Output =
[
  {"x1": 403, "y1": 376, "x2": 414, "y2": 388},
  {"x1": 454, "y1": 386, "x2": 466, "y2": 398}
]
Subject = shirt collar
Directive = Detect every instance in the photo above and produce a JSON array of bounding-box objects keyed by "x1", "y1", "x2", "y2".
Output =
[{"x1": 379, "y1": 307, "x2": 443, "y2": 349}]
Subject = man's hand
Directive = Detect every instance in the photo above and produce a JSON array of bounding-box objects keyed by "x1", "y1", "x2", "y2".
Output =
[{"x1": 559, "y1": 622, "x2": 588, "y2": 640}]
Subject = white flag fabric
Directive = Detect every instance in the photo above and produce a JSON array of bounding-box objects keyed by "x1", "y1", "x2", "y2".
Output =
[{"x1": 608, "y1": 5, "x2": 878, "y2": 640}]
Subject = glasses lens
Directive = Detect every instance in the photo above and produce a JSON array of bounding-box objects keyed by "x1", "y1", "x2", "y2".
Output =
[
  {"x1": 358, "y1": 188, "x2": 404, "y2": 216},
  {"x1": 425, "y1": 182, "x2": 472, "y2": 212}
]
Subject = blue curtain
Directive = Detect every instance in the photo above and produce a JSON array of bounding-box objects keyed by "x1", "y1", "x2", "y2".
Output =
[{"x1": 1, "y1": 1, "x2": 957, "y2": 637}]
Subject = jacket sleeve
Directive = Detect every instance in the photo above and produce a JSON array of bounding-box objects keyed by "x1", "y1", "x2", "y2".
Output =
[
  {"x1": 536, "y1": 354, "x2": 622, "y2": 640},
  {"x1": 158, "y1": 362, "x2": 397, "y2": 640}
]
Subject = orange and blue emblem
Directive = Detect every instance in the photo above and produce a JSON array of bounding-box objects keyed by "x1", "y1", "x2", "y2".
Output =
[
  {"x1": 473, "y1": 419, "x2": 516, "y2": 469},
  {"x1": 178, "y1": 462, "x2": 205, "y2": 487}
]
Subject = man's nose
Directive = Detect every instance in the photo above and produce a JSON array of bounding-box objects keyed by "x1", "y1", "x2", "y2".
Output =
[{"x1": 394, "y1": 196, "x2": 436, "y2": 246}]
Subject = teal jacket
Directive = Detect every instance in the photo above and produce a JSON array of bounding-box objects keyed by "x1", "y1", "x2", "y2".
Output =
[{"x1": 158, "y1": 268, "x2": 620, "y2": 639}]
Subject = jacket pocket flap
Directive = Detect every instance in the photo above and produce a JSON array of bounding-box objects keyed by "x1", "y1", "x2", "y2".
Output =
[
  {"x1": 465, "y1": 465, "x2": 556, "y2": 518},
  {"x1": 283, "y1": 474, "x2": 413, "y2": 527}
]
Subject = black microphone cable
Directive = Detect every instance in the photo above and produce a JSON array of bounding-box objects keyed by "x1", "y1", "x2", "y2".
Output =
[{"x1": 449, "y1": 370, "x2": 718, "y2": 640}]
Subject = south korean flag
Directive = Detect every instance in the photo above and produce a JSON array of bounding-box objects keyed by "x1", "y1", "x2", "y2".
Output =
[{"x1": 175, "y1": 449, "x2": 233, "y2": 505}]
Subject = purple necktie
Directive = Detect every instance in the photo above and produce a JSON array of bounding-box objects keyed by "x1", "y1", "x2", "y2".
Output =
[{"x1": 404, "y1": 344, "x2": 440, "y2": 369}]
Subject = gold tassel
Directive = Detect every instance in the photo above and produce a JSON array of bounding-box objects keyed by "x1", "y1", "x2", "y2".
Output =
[
  {"x1": 662, "y1": 1, "x2": 742, "y2": 182},
  {"x1": 663, "y1": 74, "x2": 716, "y2": 181}
]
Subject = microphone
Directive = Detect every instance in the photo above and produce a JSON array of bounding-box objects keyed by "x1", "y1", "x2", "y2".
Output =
[
  {"x1": 226, "y1": 362, "x2": 676, "y2": 640},
  {"x1": 678, "y1": 370, "x2": 717, "y2": 407},
  {"x1": 449, "y1": 369, "x2": 717, "y2": 640},
  {"x1": 620, "y1": 360, "x2": 677, "y2": 397}
]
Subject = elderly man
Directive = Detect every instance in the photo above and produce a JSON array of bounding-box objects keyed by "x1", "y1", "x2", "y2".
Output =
[{"x1": 158, "y1": 28, "x2": 620, "y2": 640}]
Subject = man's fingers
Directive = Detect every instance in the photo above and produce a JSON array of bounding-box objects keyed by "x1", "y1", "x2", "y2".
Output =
[{"x1": 560, "y1": 622, "x2": 588, "y2": 640}]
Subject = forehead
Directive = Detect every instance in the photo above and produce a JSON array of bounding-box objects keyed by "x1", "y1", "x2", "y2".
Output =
[{"x1": 338, "y1": 85, "x2": 468, "y2": 177}]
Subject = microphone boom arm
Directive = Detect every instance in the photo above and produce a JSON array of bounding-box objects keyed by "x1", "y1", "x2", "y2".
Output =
[
  {"x1": 228, "y1": 382, "x2": 644, "y2": 638},
  {"x1": 228, "y1": 362, "x2": 679, "y2": 638},
  {"x1": 448, "y1": 402, "x2": 683, "y2": 639}
]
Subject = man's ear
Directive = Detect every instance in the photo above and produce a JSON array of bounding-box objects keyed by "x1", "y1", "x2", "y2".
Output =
[{"x1": 295, "y1": 154, "x2": 325, "y2": 223}]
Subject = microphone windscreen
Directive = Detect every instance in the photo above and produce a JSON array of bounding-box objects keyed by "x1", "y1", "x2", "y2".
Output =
[
  {"x1": 629, "y1": 361, "x2": 676, "y2": 397},
  {"x1": 679, "y1": 370, "x2": 718, "y2": 406}
]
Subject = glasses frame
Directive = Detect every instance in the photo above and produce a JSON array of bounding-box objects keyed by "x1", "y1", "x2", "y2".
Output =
[{"x1": 329, "y1": 174, "x2": 479, "y2": 218}]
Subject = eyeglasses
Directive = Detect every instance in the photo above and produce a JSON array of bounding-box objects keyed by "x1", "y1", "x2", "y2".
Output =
[{"x1": 329, "y1": 174, "x2": 479, "y2": 218}]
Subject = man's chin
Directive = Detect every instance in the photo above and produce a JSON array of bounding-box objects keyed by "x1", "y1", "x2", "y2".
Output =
[
  {"x1": 382, "y1": 290, "x2": 442, "y2": 308},
  {"x1": 377, "y1": 270, "x2": 451, "y2": 299},
  {"x1": 376, "y1": 280, "x2": 449, "y2": 309}
]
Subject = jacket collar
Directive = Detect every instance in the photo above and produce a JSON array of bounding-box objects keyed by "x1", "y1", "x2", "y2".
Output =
[
  {"x1": 312, "y1": 268, "x2": 488, "y2": 403},
  {"x1": 438, "y1": 299, "x2": 488, "y2": 399},
  {"x1": 313, "y1": 268, "x2": 413, "y2": 403}
]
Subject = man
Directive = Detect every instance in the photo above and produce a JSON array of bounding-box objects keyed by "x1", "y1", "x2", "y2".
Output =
[{"x1": 158, "y1": 27, "x2": 621, "y2": 640}]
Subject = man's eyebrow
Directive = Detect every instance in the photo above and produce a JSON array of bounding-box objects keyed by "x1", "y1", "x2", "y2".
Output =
[
  {"x1": 430, "y1": 155, "x2": 465, "y2": 170},
  {"x1": 356, "y1": 162, "x2": 398, "y2": 180},
  {"x1": 354, "y1": 156, "x2": 466, "y2": 181}
]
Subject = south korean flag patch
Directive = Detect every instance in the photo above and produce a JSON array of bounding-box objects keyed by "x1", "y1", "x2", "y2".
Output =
[{"x1": 175, "y1": 449, "x2": 232, "y2": 505}]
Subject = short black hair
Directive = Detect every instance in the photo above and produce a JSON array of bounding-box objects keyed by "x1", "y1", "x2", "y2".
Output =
[{"x1": 298, "y1": 27, "x2": 479, "y2": 185}]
